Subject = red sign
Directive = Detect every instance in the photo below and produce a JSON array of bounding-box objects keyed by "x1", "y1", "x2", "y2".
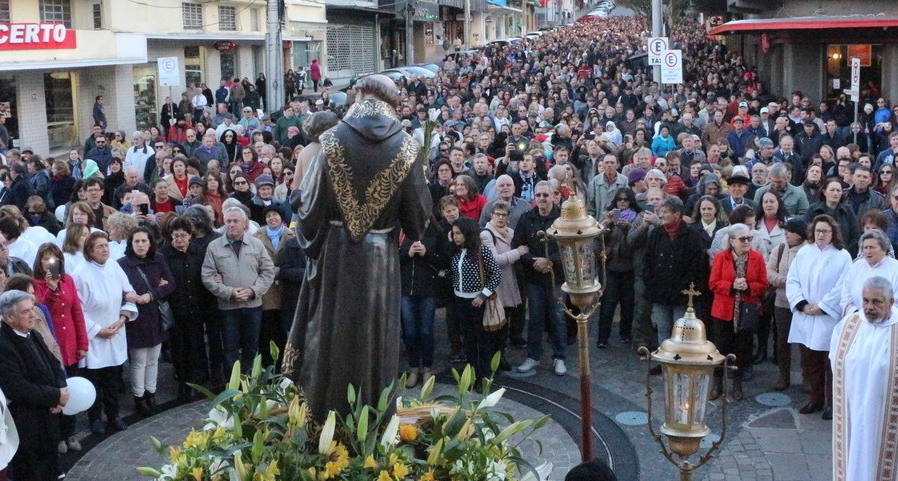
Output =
[
  {"x1": 213, "y1": 41, "x2": 237, "y2": 52},
  {"x1": 847, "y1": 44, "x2": 872, "y2": 67},
  {"x1": 0, "y1": 23, "x2": 76, "y2": 50}
]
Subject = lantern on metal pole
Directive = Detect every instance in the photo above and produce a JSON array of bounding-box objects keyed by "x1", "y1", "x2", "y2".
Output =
[
  {"x1": 538, "y1": 196, "x2": 606, "y2": 461},
  {"x1": 637, "y1": 284, "x2": 735, "y2": 481}
]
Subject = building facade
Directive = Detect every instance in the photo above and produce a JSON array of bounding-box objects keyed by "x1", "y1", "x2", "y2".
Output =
[{"x1": 0, "y1": 0, "x2": 325, "y2": 157}]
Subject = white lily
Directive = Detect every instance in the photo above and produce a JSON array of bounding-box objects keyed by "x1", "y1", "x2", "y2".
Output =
[
  {"x1": 318, "y1": 411, "x2": 336, "y2": 454},
  {"x1": 380, "y1": 414, "x2": 401, "y2": 448},
  {"x1": 204, "y1": 406, "x2": 235, "y2": 431},
  {"x1": 477, "y1": 388, "x2": 506, "y2": 410}
]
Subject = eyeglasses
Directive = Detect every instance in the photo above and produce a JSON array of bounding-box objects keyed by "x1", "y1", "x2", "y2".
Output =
[
  {"x1": 616, "y1": 198, "x2": 629, "y2": 202},
  {"x1": 815, "y1": 229, "x2": 833, "y2": 234},
  {"x1": 736, "y1": 236, "x2": 753, "y2": 242},
  {"x1": 172, "y1": 233, "x2": 190, "y2": 240},
  {"x1": 534, "y1": 193, "x2": 551, "y2": 198},
  {"x1": 234, "y1": 181, "x2": 248, "y2": 186},
  {"x1": 493, "y1": 212, "x2": 509, "y2": 217},
  {"x1": 155, "y1": 145, "x2": 165, "y2": 149}
]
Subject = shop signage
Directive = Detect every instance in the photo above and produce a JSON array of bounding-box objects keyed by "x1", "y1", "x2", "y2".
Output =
[
  {"x1": 213, "y1": 41, "x2": 237, "y2": 52},
  {"x1": 847, "y1": 45, "x2": 872, "y2": 67},
  {"x1": 0, "y1": 23, "x2": 77, "y2": 50}
]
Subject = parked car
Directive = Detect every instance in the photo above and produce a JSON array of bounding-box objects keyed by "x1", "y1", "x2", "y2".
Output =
[{"x1": 413, "y1": 63, "x2": 440, "y2": 74}]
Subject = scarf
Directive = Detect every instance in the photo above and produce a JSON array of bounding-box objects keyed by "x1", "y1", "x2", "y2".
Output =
[
  {"x1": 663, "y1": 219, "x2": 683, "y2": 240},
  {"x1": 732, "y1": 250, "x2": 748, "y2": 332},
  {"x1": 266, "y1": 225, "x2": 285, "y2": 251}
]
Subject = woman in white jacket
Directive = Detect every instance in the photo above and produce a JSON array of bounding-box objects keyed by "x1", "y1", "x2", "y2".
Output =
[
  {"x1": 72, "y1": 231, "x2": 140, "y2": 436},
  {"x1": 786, "y1": 214, "x2": 852, "y2": 420}
]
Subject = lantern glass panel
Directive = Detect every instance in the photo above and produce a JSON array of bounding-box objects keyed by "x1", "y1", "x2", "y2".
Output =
[
  {"x1": 559, "y1": 244, "x2": 577, "y2": 283},
  {"x1": 667, "y1": 369, "x2": 710, "y2": 426},
  {"x1": 577, "y1": 240, "x2": 596, "y2": 285}
]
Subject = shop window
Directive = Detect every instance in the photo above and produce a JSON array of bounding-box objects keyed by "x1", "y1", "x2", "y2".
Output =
[
  {"x1": 221, "y1": 51, "x2": 237, "y2": 80},
  {"x1": 0, "y1": 0, "x2": 9, "y2": 23},
  {"x1": 0, "y1": 75, "x2": 18, "y2": 143},
  {"x1": 93, "y1": 3, "x2": 102, "y2": 29},
  {"x1": 825, "y1": 44, "x2": 882, "y2": 101},
  {"x1": 219, "y1": 6, "x2": 237, "y2": 31},
  {"x1": 292, "y1": 41, "x2": 322, "y2": 71},
  {"x1": 182, "y1": 2, "x2": 203, "y2": 30},
  {"x1": 184, "y1": 46, "x2": 205, "y2": 87},
  {"x1": 44, "y1": 72, "x2": 76, "y2": 154},
  {"x1": 40, "y1": 0, "x2": 72, "y2": 28},
  {"x1": 133, "y1": 66, "x2": 158, "y2": 131}
]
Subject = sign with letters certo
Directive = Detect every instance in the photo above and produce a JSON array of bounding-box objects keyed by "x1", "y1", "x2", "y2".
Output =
[
  {"x1": 660, "y1": 49, "x2": 683, "y2": 84},
  {"x1": 647, "y1": 37, "x2": 668, "y2": 66},
  {"x1": 0, "y1": 23, "x2": 76, "y2": 50}
]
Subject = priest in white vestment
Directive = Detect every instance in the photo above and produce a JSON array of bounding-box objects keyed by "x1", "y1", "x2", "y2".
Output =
[
  {"x1": 830, "y1": 276, "x2": 898, "y2": 481},
  {"x1": 833, "y1": 230, "x2": 898, "y2": 317}
]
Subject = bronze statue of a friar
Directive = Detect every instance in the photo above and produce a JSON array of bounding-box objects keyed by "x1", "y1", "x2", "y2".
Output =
[{"x1": 282, "y1": 74, "x2": 431, "y2": 420}]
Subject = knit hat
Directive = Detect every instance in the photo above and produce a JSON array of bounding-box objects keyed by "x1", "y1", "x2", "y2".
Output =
[
  {"x1": 255, "y1": 174, "x2": 274, "y2": 188},
  {"x1": 82, "y1": 159, "x2": 99, "y2": 179},
  {"x1": 757, "y1": 137, "x2": 774, "y2": 149},
  {"x1": 627, "y1": 168, "x2": 647, "y2": 185},
  {"x1": 783, "y1": 218, "x2": 808, "y2": 239},
  {"x1": 188, "y1": 176, "x2": 204, "y2": 188}
]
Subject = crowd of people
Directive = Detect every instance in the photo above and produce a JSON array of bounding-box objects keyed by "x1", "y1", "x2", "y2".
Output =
[{"x1": 2, "y1": 10, "x2": 898, "y2": 481}]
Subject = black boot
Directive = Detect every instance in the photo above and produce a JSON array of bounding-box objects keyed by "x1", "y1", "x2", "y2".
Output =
[
  {"x1": 134, "y1": 395, "x2": 151, "y2": 418},
  {"x1": 753, "y1": 339, "x2": 768, "y2": 364},
  {"x1": 144, "y1": 392, "x2": 159, "y2": 415}
]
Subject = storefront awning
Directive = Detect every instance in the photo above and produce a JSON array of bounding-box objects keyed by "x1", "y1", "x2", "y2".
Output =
[{"x1": 710, "y1": 16, "x2": 898, "y2": 35}]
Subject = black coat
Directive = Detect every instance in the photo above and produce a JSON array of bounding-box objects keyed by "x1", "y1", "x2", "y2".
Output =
[
  {"x1": 399, "y1": 224, "x2": 447, "y2": 297},
  {"x1": 119, "y1": 253, "x2": 177, "y2": 348},
  {"x1": 0, "y1": 322, "x2": 66, "y2": 450},
  {"x1": 275, "y1": 236, "x2": 306, "y2": 333},
  {"x1": 160, "y1": 242, "x2": 217, "y2": 323},
  {"x1": 643, "y1": 221, "x2": 710, "y2": 305},
  {"x1": 5, "y1": 176, "x2": 33, "y2": 211},
  {"x1": 511, "y1": 206, "x2": 564, "y2": 286}
]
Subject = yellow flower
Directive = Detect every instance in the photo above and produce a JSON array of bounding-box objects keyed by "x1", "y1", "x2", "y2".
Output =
[
  {"x1": 364, "y1": 455, "x2": 379, "y2": 469},
  {"x1": 183, "y1": 429, "x2": 208, "y2": 450},
  {"x1": 253, "y1": 460, "x2": 280, "y2": 481},
  {"x1": 377, "y1": 470, "x2": 392, "y2": 481},
  {"x1": 399, "y1": 424, "x2": 418, "y2": 442},
  {"x1": 307, "y1": 467, "x2": 317, "y2": 479},
  {"x1": 168, "y1": 446, "x2": 182, "y2": 462},
  {"x1": 419, "y1": 469, "x2": 436, "y2": 481},
  {"x1": 392, "y1": 462, "x2": 409, "y2": 478},
  {"x1": 192, "y1": 467, "x2": 203, "y2": 481}
]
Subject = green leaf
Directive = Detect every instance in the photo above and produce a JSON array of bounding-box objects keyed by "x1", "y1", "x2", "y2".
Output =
[
  {"x1": 377, "y1": 381, "x2": 394, "y2": 412},
  {"x1": 509, "y1": 455, "x2": 540, "y2": 481},
  {"x1": 135, "y1": 467, "x2": 162, "y2": 478},
  {"x1": 251, "y1": 354, "x2": 263, "y2": 380},
  {"x1": 451, "y1": 368, "x2": 460, "y2": 383},
  {"x1": 492, "y1": 420, "x2": 533, "y2": 445},
  {"x1": 232, "y1": 411, "x2": 243, "y2": 439},
  {"x1": 251, "y1": 429, "x2": 264, "y2": 463},
  {"x1": 185, "y1": 382, "x2": 216, "y2": 400},
  {"x1": 459, "y1": 364, "x2": 473, "y2": 393},
  {"x1": 533, "y1": 414, "x2": 552, "y2": 429},
  {"x1": 211, "y1": 389, "x2": 242, "y2": 407},
  {"x1": 442, "y1": 409, "x2": 466, "y2": 438},
  {"x1": 357, "y1": 406, "x2": 369, "y2": 442}
]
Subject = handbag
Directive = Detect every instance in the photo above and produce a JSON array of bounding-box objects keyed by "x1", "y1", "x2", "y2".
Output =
[
  {"x1": 760, "y1": 244, "x2": 785, "y2": 315},
  {"x1": 477, "y1": 251, "x2": 507, "y2": 332},
  {"x1": 737, "y1": 301, "x2": 760, "y2": 333},
  {"x1": 135, "y1": 266, "x2": 175, "y2": 331}
]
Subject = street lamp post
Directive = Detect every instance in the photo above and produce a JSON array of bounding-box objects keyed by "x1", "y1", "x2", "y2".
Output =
[
  {"x1": 637, "y1": 285, "x2": 735, "y2": 481},
  {"x1": 538, "y1": 197, "x2": 605, "y2": 462}
]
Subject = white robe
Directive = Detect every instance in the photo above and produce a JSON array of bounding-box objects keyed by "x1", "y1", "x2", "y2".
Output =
[
  {"x1": 72, "y1": 260, "x2": 137, "y2": 369},
  {"x1": 21, "y1": 226, "x2": 56, "y2": 249},
  {"x1": 786, "y1": 243, "x2": 852, "y2": 351},
  {"x1": 834, "y1": 256, "x2": 898, "y2": 317},
  {"x1": 830, "y1": 308, "x2": 898, "y2": 481}
]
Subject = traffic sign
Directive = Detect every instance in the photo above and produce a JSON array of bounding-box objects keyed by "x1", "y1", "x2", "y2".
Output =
[
  {"x1": 647, "y1": 37, "x2": 668, "y2": 66},
  {"x1": 660, "y1": 49, "x2": 682, "y2": 84},
  {"x1": 849, "y1": 57, "x2": 860, "y2": 102},
  {"x1": 157, "y1": 57, "x2": 180, "y2": 87}
]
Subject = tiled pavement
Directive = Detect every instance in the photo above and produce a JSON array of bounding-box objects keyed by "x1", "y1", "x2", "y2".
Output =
[{"x1": 61, "y1": 310, "x2": 834, "y2": 480}]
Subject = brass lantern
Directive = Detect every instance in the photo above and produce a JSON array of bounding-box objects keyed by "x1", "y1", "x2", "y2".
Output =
[
  {"x1": 638, "y1": 284, "x2": 734, "y2": 480},
  {"x1": 547, "y1": 198, "x2": 603, "y2": 310},
  {"x1": 539, "y1": 197, "x2": 605, "y2": 462}
]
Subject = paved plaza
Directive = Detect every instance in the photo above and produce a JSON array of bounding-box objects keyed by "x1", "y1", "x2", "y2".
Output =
[{"x1": 59, "y1": 310, "x2": 833, "y2": 481}]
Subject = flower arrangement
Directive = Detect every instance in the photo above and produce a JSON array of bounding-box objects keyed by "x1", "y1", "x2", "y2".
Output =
[{"x1": 138, "y1": 347, "x2": 550, "y2": 481}]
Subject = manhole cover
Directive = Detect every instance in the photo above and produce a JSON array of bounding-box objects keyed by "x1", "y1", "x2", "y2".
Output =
[
  {"x1": 615, "y1": 411, "x2": 648, "y2": 426},
  {"x1": 700, "y1": 433, "x2": 721, "y2": 449},
  {"x1": 756, "y1": 392, "x2": 792, "y2": 407}
]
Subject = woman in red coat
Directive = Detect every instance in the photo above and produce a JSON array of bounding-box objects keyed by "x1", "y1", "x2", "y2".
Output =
[
  {"x1": 32, "y1": 243, "x2": 87, "y2": 453},
  {"x1": 454, "y1": 175, "x2": 487, "y2": 221},
  {"x1": 708, "y1": 223, "x2": 769, "y2": 401}
]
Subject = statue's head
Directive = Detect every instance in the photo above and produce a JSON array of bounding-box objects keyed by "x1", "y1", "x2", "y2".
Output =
[{"x1": 354, "y1": 74, "x2": 400, "y2": 107}]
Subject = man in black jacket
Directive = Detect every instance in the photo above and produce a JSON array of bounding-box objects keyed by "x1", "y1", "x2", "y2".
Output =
[
  {"x1": 511, "y1": 181, "x2": 568, "y2": 376},
  {"x1": 4, "y1": 163, "x2": 33, "y2": 211},
  {"x1": 643, "y1": 197, "x2": 710, "y2": 351},
  {"x1": 0, "y1": 290, "x2": 69, "y2": 481}
]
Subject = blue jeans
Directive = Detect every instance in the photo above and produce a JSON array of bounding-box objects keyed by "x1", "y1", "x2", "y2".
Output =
[
  {"x1": 524, "y1": 283, "x2": 567, "y2": 361},
  {"x1": 652, "y1": 303, "x2": 687, "y2": 347},
  {"x1": 401, "y1": 295, "x2": 436, "y2": 368},
  {"x1": 222, "y1": 307, "x2": 262, "y2": 373}
]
